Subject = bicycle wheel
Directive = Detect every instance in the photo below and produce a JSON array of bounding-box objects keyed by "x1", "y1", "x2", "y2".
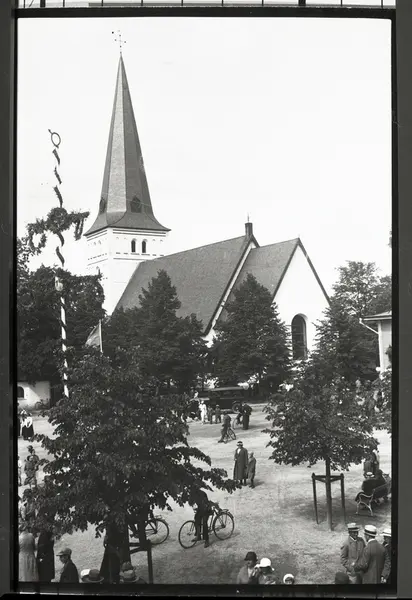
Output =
[
  {"x1": 145, "y1": 518, "x2": 169, "y2": 545},
  {"x1": 213, "y1": 511, "x2": 235, "y2": 540},
  {"x1": 178, "y1": 520, "x2": 197, "y2": 549},
  {"x1": 228, "y1": 428, "x2": 236, "y2": 441}
]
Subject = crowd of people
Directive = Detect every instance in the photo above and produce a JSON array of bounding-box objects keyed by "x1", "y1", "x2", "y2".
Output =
[
  {"x1": 236, "y1": 552, "x2": 295, "y2": 585},
  {"x1": 337, "y1": 523, "x2": 391, "y2": 584}
]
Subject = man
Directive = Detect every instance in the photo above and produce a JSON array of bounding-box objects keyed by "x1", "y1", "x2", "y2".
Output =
[
  {"x1": 254, "y1": 558, "x2": 278, "y2": 585},
  {"x1": 247, "y1": 452, "x2": 256, "y2": 488},
  {"x1": 192, "y1": 489, "x2": 213, "y2": 548},
  {"x1": 236, "y1": 551, "x2": 259, "y2": 584},
  {"x1": 354, "y1": 524, "x2": 386, "y2": 583},
  {"x1": 24, "y1": 446, "x2": 40, "y2": 489},
  {"x1": 340, "y1": 523, "x2": 366, "y2": 583},
  {"x1": 361, "y1": 473, "x2": 378, "y2": 497},
  {"x1": 214, "y1": 403, "x2": 221, "y2": 424},
  {"x1": 381, "y1": 528, "x2": 391, "y2": 584},
  {"x1": 218, "y1": 413, "x2": 231, "y2": 443},
  {"x1": 233, "y1": 441, "x2": 248, "y2": 486},
  {"x1": 58, "y1": 547, "x2": 79, "y2": 583},
  {"x1": 242, "y1": 404, "x2": 252, "y2": 430}
]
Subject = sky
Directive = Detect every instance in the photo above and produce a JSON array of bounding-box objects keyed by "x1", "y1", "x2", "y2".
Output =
[{"x1": 17, "y1": 16, "x2": 392, "y2": 293}]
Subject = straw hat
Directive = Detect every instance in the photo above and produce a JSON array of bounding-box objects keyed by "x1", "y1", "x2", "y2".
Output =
[
  {"x1": 365, "y1": 525, "x2": 377, "y2": 537},
  {"x1": 81, "y1": 569, "x2": 104, "y2": 583}
]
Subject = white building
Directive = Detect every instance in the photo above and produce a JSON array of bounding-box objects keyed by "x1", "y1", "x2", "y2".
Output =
[
  {"x1": 85, "y1": 54, "x2": 330, "y2": 357},
  {"x1": 362, "y1": 311, "x2": 392, "y2": 372}
]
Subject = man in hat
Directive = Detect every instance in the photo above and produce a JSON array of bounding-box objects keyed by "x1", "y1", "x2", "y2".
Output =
[
  {"x1": 192, "y1": 488, "x2": 214, "y2": 548},
  {"x1": 340, "y1": 523, "x2": 366, "y2": 583},
  {"x1": 81, "y1": 568, "x2": 104, "y2": 583},
  {"x1": 354, "y1": 525, "x2": 386, "y2": 584},
  {"x1": 254, "y1": 558, "x2": 278, "y2": 585},
  {"x1": 236, "y1": 551, "x2": 259, "y2": 584},
  {"x1": 242, "y1": 403, "x2": 252, "y2": 430},
  {"x1": 233, "y1": 441, "x2": 248, "y2": 486},
  {"x1": 119, "y1": 562, "x2": 146, "y2": 584},
  {"x1": 57, "y1": 547, "x2": 79, "y2": 583},
  {"x1": 381, "y1": 528, "x2": 391, "y2": 584}
]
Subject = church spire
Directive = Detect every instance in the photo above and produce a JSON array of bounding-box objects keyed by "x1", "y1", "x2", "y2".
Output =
[{"x1": 85, "y1": 54, "x2": 170, "y2": 237}]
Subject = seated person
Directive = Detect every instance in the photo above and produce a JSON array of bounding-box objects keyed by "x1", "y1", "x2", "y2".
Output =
[
  {"x1": 374, "y1": 469, "x2": 386, "y2": 489},
  {"x1": 361, "y1": 472, "x2": 378, "y2": 496}
]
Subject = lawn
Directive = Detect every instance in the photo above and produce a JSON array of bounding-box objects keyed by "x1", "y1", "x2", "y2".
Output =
[{"x1": 17, "y1": 405, "x2": 391, "y2": 585}]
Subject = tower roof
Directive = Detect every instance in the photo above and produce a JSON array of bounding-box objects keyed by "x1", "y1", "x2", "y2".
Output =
[{"x1": 85, "y1": 54, "x2": 170, "y2": 237}]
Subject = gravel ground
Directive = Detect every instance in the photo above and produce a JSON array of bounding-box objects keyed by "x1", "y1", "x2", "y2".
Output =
[{"x1": 17, "y1": 406, "x2": 392, "y2": 585}]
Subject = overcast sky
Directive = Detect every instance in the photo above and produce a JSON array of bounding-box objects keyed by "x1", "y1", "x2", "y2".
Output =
[{"x1": 17, "y1": 17, "x2": 392, "y2": 293}]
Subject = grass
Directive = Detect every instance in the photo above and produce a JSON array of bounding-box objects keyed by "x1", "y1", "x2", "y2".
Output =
[{"x1": 18, "y1": 405, "x2": 391, "y2": 585}]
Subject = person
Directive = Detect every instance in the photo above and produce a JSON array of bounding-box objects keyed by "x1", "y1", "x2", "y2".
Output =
[
  {"x1": 58, "y1": 547, "x2": 79, "y2": 583},
  {"x1": 18, "y1": 455, "x2": 22, "y2": 486},
  {"x1": 254, "y1": 558, "x2": 278, "y2": 584},
  {"x1": 21, "y1": 411, "x2": 29, "y2": 440},
  {"x1": 235, "y1": 409, "x2": 243, "y2": 427},
  {"x1": 81, "y1": 568, "x2": 104, "y2": 583},
  {"x1": 233, "y1": 441, "x2": 248, "y2": 486},
  {"x1": 371, "y1": 449, "x2": 380, "y2": 474},
  {"x1": 21, "y1": 489, "x2": 36, "y2": 524},
  {"x1": 247, "y1": 452, "x2": 256, "y2": 488},
  {"x1": 25, "y1": 413, "x2": 34, "y2": 441},
  {"x1": 283, "y1": 573, "x2": 295, "y2": 584},
  {"x1": 381, "y1": 528, "x2": 391, "y2": 584},
  {"x1": 374, "y1": 469, "x2": 387, "y2": 490},
  {"x1": 207, "y1": 403, "x2": 213, "y2": 424},
  {"x1": 119, "y1": 562, "x2": 146, "y2": 584},
  {"x1": 24, "y1": 446, "x2": 40, "y2": 489},
  {"x1": 359, "y1": 472, "x2": 378, "y2": 497},
  {"x1": 215, "y1": 403, "x2": 221, "y2": 424},
  {"x1": 354, "y1": 524, "x2": 386, "y2": 583},
  {"x1": 19, "y1": 522, "x2": 39, "y2": 582},
  {"x1": 36, "y1": 525, "x2": 55, "y2": 583},
  {"x1": 242, "y1": 403, "x2": 252, "y2": 430},
  {"x1": 334, "y1": 571, "x2": 350, "y2": 584},
  {"x1": 100, "y1": 519, "x2": 127, "y2": 584},
  {"x1": 199, "y1": 400, "x2": 207, "y2": 424},
  {"x1": 236, "y1": 551, "x2": 259, "y2": 584},
  {"x1": 340, "y1": 523, "x2": 366, "y2": 583},
  {"x1": 192, "y1": 489, "x2": 213, "y2": 548},
  {"x1": 218, "y1": 413, "x2": 231, "y2": 443}
]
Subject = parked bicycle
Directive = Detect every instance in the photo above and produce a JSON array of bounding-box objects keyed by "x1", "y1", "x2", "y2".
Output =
[
  {"x1": 178, "y1": 506, "x2": 235, "y2": 549},
  {"x1": 129, "y1": 512, "x2": 170, "y2": 546}
]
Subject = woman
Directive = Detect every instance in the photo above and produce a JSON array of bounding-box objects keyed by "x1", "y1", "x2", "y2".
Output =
[
  {"x1": 21, "y1": 412, "x2": 29, "y2": 441},
  {"x1": 36, "y1": 525, "x2": 55, "y2": 583},
  {"x1": 19, "y1": 523, "x2": 39, "y2": 582},
  {"x1": 25, "y1": 414, "x2": 34, "y2": 441}
]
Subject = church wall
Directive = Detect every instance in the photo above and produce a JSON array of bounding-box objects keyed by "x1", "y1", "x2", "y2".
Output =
[{"x1": 273, "y1": 244, "x2": 329, "y2": 354}]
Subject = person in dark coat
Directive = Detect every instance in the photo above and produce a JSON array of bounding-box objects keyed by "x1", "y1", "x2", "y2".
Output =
[
  {"x1": 99, "y1": 519, "x2": 129, "y2": 583},
  {"x1": 214, "y1": 404, "x2": 221, "y2": 424},
  {"x1": 354, "y1": 525, "x2": 386, "y2": 583},
  {"x1": 58, "y1": 547, "x2": 79, "y2": 583},
  {"x1": 218, "y1": 413, "x2": 231, "y2": 443},
  {"x1": 236, "y1": 551, "x2": 259, "y2": 584},
  {"x1": 37, "y1": 526, "x2": 55, "y2": 583},
  {"x1": 242, "y1": 404, "x2": 252, "y2": 430},
  {"x1": 340, "y1": 523, "x2": 365, "y2": 583},
  {"x1": 247, "y1": 452, "x2": 256, "y2": 488},
  {"x1": 192, "y1": 489, "x2": 214, "y2": 548},
  {"x1": 233, "y1": 441, "x2": 248, "y2": 485},
  {"x1": 381, "y1": 528, "x2": 391, "y2": 584}
]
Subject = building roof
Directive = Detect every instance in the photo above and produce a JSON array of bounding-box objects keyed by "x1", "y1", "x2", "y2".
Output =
[
  {"x1": 116, "y1": 234, "x2": 252, "y2": 331},
  {"x1": 84, "y1": 54, "x2": 169, "y2": 237},
  {"x1": 363, "y1": 310, "x2": 392, "y2": 322}
]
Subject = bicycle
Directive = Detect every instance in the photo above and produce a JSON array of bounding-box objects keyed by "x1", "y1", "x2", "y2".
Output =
[
  {"x1": 178, "y1": 506, "x2": 235, "y2": 549},
  {"x1": 129, "y1": 514, "x2": 170, "y2": 546},
  {"x1": 222, "y1": 427, "x2": 236, "y2": 443}
]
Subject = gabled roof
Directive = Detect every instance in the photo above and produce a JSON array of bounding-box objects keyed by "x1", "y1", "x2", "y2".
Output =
[
  {"x1": 85, "y1": 54, "x2": 169, "y2": 237},
  {"x1": 116, "y1": 235, "x2": 253, "y2": 331}
]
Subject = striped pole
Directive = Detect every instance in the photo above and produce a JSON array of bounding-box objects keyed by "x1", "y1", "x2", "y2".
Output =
[{"x1": 49, "y1": 129, "x2": 69, "y2": 400}]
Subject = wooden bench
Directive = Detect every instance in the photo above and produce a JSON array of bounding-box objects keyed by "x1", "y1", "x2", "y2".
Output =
[{"x1": 356, "y1": 477, "x2": 391, "y2": 517}]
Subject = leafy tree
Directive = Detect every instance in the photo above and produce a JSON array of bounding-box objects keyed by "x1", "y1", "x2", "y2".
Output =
[
  {"x1": 17, "y1": 264, "x2": 105, "y2": 384},
  {"x1": 368, "y1": 275, "x2": 392, "y2": 315},
  {"x1": 212, "y1": 274, "x2": 291, "y2": 388},
  {"x1": 332, "y1": 261, "x2": 381, "y2": 319},
  {"x1": 32, "y1": 349, "x2": 237, "y2": 550},
  {"x1": 264, "y1": 366, "x2": 378, "y2": 530},
  {"x1": 362, "y1": 368, "x2": 392, "y2": 434},
  {"x1": 104, "y1": 270, "x2": 206, "y2": 393}
]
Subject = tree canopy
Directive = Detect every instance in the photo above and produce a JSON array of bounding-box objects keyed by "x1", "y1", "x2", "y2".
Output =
[{"x1": 212, "y1": 273, "x2": 291, "y2": 388}]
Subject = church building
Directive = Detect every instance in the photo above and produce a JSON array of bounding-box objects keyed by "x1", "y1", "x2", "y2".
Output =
[{"x1": 84, "y1": 54, "x2": 330, "y2": 359}]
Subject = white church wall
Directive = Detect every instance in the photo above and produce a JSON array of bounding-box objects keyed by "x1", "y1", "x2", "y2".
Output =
[
  {"x1": 273, "y1": 244, "x2": 329, "y2": 354},
  {"x1": 17, "y1": 381, "x2": 50, "y2": 410}
]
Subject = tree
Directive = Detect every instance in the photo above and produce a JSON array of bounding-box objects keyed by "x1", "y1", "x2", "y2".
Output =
[
  {"x1": 31, "y1": 349, "x2": 237, "y2": 548},
  {"x1": 368, "y1": 275, "x2": 392, "y2": 315},
  {"x1": 264, "y1": 365, "x2": 378, "y2": 530},
  {"x1": 212, "y1": 274, "x2": 291, "y2": 388},
  {"x1": 104, "y1": 270, "x2": 206, "y2": 393},
  {"x1": 17, "y1": 263, "x2": 105, "y2": 384},
  {"x1": 332, "y1": 262, "x2": 381, "y2": 319}
]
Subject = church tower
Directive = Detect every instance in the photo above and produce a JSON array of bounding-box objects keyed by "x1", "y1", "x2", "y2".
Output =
[{"x1": 84, "y1": 53, "x2": 170, "y2": 314}]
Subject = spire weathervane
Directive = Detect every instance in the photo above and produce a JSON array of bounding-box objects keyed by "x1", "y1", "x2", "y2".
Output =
[{"x1": 112, "y1": 30, "x2": 126, "y2": 54}]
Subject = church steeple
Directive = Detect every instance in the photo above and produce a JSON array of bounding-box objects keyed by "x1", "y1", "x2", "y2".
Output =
[{"x1": 85, "y1": 54, "x2": 169, "y2": 237}]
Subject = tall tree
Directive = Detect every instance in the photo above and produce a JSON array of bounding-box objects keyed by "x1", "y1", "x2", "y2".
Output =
[
  {"x1": 264, "y1": 366, "x2": 378, "y2": 530},
  {"x1": 32, "y1": 349, "x2": 237, "y2": 547},
  {"x1": 212, "y1": 274, "x2": 291, "y2": 388},
  {"x1": 332, "y1": 261, "x2": 391, "y2": 317}
]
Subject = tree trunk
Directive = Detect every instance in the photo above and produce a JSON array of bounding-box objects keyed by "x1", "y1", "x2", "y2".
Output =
[{"x1": 325, "y1": 456, "x2": 333, "y2": 531}]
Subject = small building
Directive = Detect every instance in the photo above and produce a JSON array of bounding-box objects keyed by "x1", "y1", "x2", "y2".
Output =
[
  {"x1": 17, "y1": 381, "x2": 51, "y2": 411},
  {"x1": 362, "y1": 311, "x2": 392, "y2": 372}
]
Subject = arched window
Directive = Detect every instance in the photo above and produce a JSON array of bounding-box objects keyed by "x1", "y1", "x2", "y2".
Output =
[
  {"x1": 142, "y1": 240, "x2": 147, "y2": 254},
  {"x1": 291, "y1": 315, "x2": 307, "y2": 360},
  {"x1": 131, "y1": 239, "x2": 136, "y2": 253},
  {"x1": 131, "y1": 196, "x2": 142, "y2": 213},
  {"x1": 17, "y1": 386, "x2": 25, "y2": 399}
]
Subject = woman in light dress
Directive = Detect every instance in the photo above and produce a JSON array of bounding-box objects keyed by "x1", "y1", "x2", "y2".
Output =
[{"x1": 19, "y1": 523, "x2": 39, "y2": 582}]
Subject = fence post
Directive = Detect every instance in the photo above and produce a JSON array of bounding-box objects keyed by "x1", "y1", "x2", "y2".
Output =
[
  {"x1": 340, "y1": 474, "x2": 346, "y2": 523},
  {"x1": 147, "y1": 540, "x2": 154, "y2": 584},
  {"x1": 312, "y1": 473, "x2": 319, "y2": 524}
]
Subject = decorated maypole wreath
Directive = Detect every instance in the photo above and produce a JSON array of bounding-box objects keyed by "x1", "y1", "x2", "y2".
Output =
[{"x1": 27, "y1": 130, "x2": 89, "y2": 400}]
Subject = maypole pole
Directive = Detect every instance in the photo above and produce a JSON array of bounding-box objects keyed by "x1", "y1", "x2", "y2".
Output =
[{"x1": 49, "y1": 130, "x2": 69, "y2": 399}]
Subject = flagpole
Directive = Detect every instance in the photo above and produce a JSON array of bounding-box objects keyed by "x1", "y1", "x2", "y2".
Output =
[{"x1": 99, "y1": 319, "x2": 103, "y2": 354}]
